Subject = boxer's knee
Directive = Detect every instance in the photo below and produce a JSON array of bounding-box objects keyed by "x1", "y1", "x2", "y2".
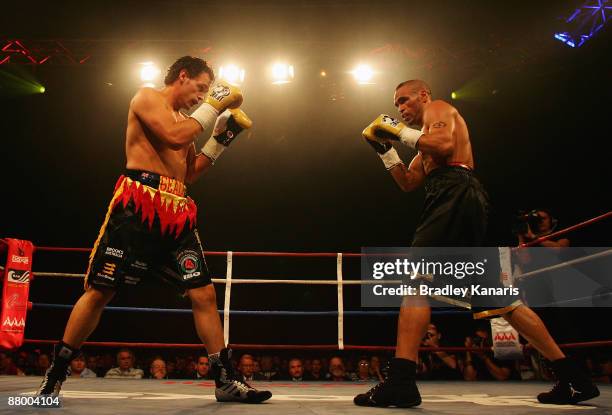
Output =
[
  {"x1": 188, "y1": 284, "x2": 217, "y2": 309},
  {"x1": 83, "y1": 285, "x2": 115, "y2": 307}
]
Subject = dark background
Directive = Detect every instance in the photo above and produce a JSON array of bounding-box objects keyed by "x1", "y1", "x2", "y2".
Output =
[{"x1": 1, "y1": 1, "x2": 610, "y2": 348}]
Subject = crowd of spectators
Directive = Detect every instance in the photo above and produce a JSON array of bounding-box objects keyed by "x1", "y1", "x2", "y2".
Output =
[{"x1": 2, "y1": 322, "x2": 609, "y2": 383}]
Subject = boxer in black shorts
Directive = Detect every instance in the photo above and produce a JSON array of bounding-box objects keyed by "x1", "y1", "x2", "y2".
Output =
[
  {"x1": 38, "y1": 56, "x2": 271, "y2": 404},
  {"x1": 355, "y1": 80, "x2": 598, "y2": 407}
]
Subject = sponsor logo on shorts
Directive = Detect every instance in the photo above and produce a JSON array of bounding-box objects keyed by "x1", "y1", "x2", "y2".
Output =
[
  {"x1": 7, "y1": 269, "x2": 30, "y2": 284},
  {"x1": 131, "y1": 260, "x2": 149, "y2": 271},
  {"x1": 105, "y1": 247, "x2": 124, "y2": 258},
  {"x1": 11, "y1": 255, "x2": 29, "y2": 265},
  {"x1": 101, "y1": 262, "x2": 116, "y2": 277},
  {"x1": 178, "y1": 250, "x2": 201, "y2": 280}
]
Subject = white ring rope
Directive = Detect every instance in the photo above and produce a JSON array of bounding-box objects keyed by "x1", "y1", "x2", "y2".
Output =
[
  {"x1": 31, "y1": 249, "x2": 611, "y2": 285},
  {"x1": 336, "y1": 253, "x2": 344, "y2": 350},
  {"x1": 515, "y1": 248, "x2": 612, "y2": 281},
  {"x1": 223, "y1": 251, "x2": 233, "y2": 346}
]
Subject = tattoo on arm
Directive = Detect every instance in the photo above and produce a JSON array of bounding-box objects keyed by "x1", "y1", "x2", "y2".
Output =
[{"x1": 431, "y1": 121, "x2": 447, "y2": 128}]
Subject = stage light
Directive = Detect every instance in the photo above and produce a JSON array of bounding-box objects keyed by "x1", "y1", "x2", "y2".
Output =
[
  {"x1": 271, "y1": 62, "x2": 294, "y2": 84},
  {"x1": 451, "y1": 91, "x2": 457, "y2": 100},
  {"x1": 219, "y1": 64, "x2": 245, "y2": 85},
  {"x1": 351, "y1": 64, "x2": 374, "y2": 84},
  {"x1": 140, "y1": 62, "x2": 160, "y2": 83},
  {"x1": 38, "y1": 86, "x2": 45, "y2": 93},
  {"x1": 320, "y1": 70, "x2": 327, "y2": 77}
]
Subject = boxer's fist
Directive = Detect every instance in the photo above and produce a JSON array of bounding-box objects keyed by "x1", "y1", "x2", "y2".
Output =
[
  {"x1": 364, "y1": 114, "x2": 422, "y2": 149},
  {"x1": 362, "y1": 123, "x2": 393, "y2": 154},
  {"x1": 205, "y1": 82, "x2": 243, "y2": 113},
  {"x1": 362, "y1": 120, "x2": 403, "y2": 170},
  {"x1": 213, "y1": 108, "x2": 252, "y2": 146},
  {"x1": 201, "y1": 108, "x2": 252, "y2": 163}
]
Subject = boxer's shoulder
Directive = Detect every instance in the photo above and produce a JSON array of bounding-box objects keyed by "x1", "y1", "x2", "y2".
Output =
[
  {"x1": 130, "y1": 87, "x2": 164, "y2": 108},
  {"x1": 428, "y1": 99, "x2": 456, "y2": 113}
]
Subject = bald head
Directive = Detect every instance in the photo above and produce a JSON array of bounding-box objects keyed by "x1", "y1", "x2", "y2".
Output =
[{"x1": 395, "y1": 80, "x2": 432, "y2": 97}]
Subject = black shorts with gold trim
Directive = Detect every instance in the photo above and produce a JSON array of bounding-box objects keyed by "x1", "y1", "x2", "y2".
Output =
[
  {"x1": 411, "y1": 166, "x2": 521, "y2": 319},
  {"x1": 85, "y1": 170, "x2": 211, "y2": 292}
]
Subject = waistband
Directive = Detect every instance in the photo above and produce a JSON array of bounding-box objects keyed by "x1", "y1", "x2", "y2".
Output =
[
  {"x1": 124, "y1": 170, "x2": 186, "y2": 197},
  {"x1": 426, "y1": 165, "x2": 475, "y2": 180}
]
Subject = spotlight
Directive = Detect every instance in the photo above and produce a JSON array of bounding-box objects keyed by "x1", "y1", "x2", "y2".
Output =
[
  {"x1": 140, "y1": 62, "x2": 160, "y2": 83},
  {"x1": 38, "y1": 86, "x2": 45, "y2": 93},
  {"x1": 320, "y1": 70, "x2": 327, "y2": 77},
  {"x1": 351, "y1": 64, "x2": 374, "y2": 84},
  {"x1": 271, "y1": 62, "x2": 294, "y2": 84},
  {"x1": 451, "y1": 91, "x2": 457, "y2": 100},
  {"x1": 219, "y1": 64, "x2": 245, "y2": 85}
]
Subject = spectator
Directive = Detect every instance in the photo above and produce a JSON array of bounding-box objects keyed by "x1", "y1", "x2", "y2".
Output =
[
  {"x1": 104, "y1": 348, "x2": 144, "y2": 379},
  {"x1": 252, "y1": 359, "x2": 261, "y2": 375},
  {"x1": 285, "y1": 358, "x2": 309, "y2": 381},
  {"x1": 166, "y1": 360, "x2": 178, "y2": 378},
  {"x1": 308, "y1": 358, "x2": 324, "y2": 381},
  {"x1": 326, "y1": 356, "x2": 351, "y2": 381},
  {"x1": 192, "y1": 354, "x2": 211, "y2": 380},
  {"x1": 32, "y1": 353, "x2": 51, "y2": 376},
  {"x1": 259, "y1": 355, "x2": 280, "y2": 380},
  {"x1": 463, "y1": 325, "x2": 516, "y2": 381},
  {"x1": 353, "y1": 358, "x2": 377, "y2": 381},
  {"x1": 418, "y1": 323, "x2": 461, "y2": 380},
  {"x1": 86, "y1": 355, "x2": 102, "y2": 377},
  {"x1": 69, "y1": 355, "x2": 97, "y2": 378},
  {"x1": 0, "y1": 351, "x2": 25, "y2": 376},
  {"x1": 369, "y1": 356, "x2": 384, "y2": 382},
  {"x1": 237, "y1": 354, "x2": 265, "y2": 381},
  {"x1": 181, "y1": 357, "x2": 196, "y2": 379},
  {"x1": 99, "y1": 353, "x2": 115, "y2": 375},
  {"x1": 149, "y1": 357, "x2": 168, "y2": 379}
]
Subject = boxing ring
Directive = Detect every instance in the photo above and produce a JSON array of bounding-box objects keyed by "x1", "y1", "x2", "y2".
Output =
[{"x1": 0, "y1": 212, "x2": 611, "y2": 414}]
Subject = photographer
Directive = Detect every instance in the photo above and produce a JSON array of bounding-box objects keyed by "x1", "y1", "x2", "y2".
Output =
[
  {"x1": 513, "y1": 209, "x2": 569, "y2": 307},
  {"x1": 418, "y1": 323, "x2": 461, "y2": 380},
  {"x1": 463, "y1": 325, "x2": 516, "y2": 381},
  {"x1": 514, "y1": 208, "x2": 569, "y2": 248}
]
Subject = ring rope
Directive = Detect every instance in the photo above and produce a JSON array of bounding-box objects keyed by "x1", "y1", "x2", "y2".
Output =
[
  {"x1": 223, "y1": 251, "x2": 233, "y2": 346},
  {"x1": 21, "y1": 211, "x2": 610, "y2": 256},
  {"x1": 336, "y1": 253, "x2": 344, "y2": 350},
  {"x1": 30, "y1": 303, "x2": 470, "y2": 316},
  {"x1": 21, "y1": 338, "x2": 612, "y2": 352},
  {"x1": 515, "y1": 248, "x2": 612, "y2": 281},
  {"x1": 517, "y1": 210, "x2": 611, "y2": 248},
  {"x1": 32, "y1": 244, "x2": 610, "y2": 287}
]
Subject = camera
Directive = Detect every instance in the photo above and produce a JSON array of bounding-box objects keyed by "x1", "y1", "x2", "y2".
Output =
[{"x1": 512, "y1": 209, "x2": 543, "y2": 235}]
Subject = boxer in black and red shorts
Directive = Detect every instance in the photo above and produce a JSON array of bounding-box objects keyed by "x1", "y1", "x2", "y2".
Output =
[
  {"x1": 86, "y1": 170, "x2": 210, "y2": 292},
  {"x1": 38, "y1": 56, "x2": 270, "y2": 404},
  {"x1": 355, "y1": 80, "x2": 598, "y2": 407}
]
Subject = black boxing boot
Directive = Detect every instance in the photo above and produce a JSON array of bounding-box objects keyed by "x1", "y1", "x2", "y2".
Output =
[
  {"x1": 209, "y1": 348, "x2": 272, "y2": 404},
  {"x1": 37, "y1": 341, "x2": 80, "y2": 396},
  {"x1": 537, "y1": 357, "x2": 600, "y2": 404},
  {"x1": 354, "y1": 358, "x2": 421, "y2": 408}
]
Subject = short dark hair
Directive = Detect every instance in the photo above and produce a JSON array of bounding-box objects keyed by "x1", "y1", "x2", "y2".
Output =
[
  {"x1": 164, "y1": 56, "x2": 215, "y2": 85},
  {"x1": 395, "y1": 79, "x2": 432, "y2": 97}
]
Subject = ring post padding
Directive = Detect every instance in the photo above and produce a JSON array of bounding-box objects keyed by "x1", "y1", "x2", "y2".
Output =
[
  {"x1": 337, "y1": 253, "x2": 344, "y2": 350},
  {"x1": 223, "y1": 251, "x2": 233, "y2": 346}
]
